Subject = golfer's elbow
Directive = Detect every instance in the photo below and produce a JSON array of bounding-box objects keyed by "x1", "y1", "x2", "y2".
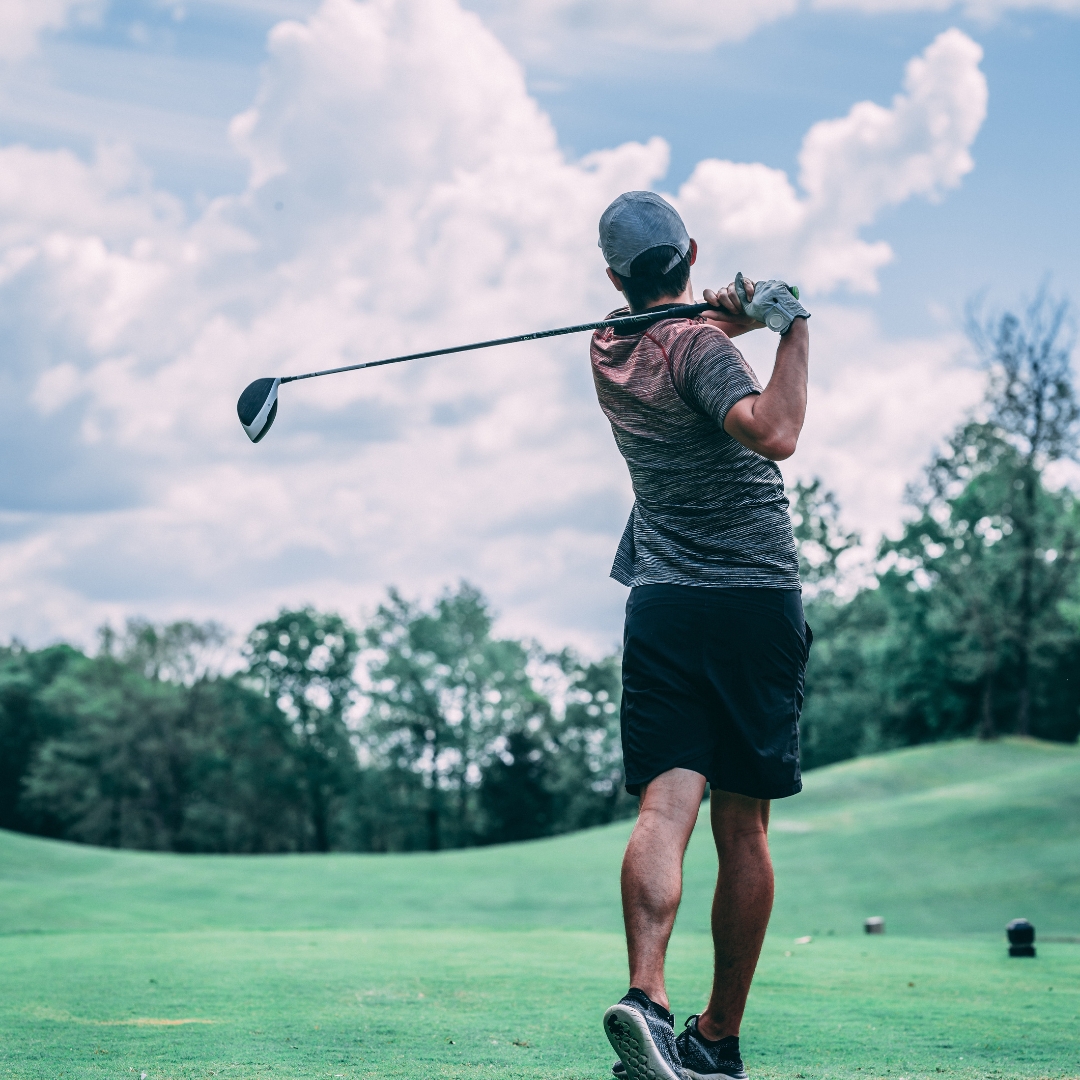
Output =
[
  {"x1": 724, "y1": 398, "x2": 802, "y2": 460},
  {"x1": 756, "y1": 431, "x2": 799, "y2": 461}
]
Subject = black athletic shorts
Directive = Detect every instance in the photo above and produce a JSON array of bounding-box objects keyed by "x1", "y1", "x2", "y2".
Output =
[{"x1": 620, "y1": 584, "x2": 811, "y2": 801}]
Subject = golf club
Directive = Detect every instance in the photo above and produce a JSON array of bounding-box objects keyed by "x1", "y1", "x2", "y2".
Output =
[{"x1": 236, "y1": 291, "x2": 799, "y2": 443}]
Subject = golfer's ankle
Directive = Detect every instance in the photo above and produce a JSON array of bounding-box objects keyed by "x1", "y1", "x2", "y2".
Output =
[
  {"x1": 696, "y1": 1011, "x2": 737, "y2": 1042},
  {"x1": 630, "y1": 982, "x2": 670, "y2": 1013}
]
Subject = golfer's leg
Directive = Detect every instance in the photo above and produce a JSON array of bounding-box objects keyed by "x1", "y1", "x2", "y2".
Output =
[
  {"x1": 622, "y1": 766, "x2": 708, "y2": 1011},
  {"x1": 697, "y1": 790, "x2": 773, "y2": 1041}
]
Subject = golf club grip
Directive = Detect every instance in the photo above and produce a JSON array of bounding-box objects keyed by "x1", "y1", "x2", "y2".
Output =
[{"x1": 278, "y1": 302, "x2": 746, "y2": 384}]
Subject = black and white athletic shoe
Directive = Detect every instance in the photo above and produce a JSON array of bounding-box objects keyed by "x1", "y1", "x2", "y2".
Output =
[
  {"x1": 603, "y1": 988, "x2": 685, "y2": 1080},
  {"x1": 675, "y1": 1016, "x2": 747, "y2": 1080}
]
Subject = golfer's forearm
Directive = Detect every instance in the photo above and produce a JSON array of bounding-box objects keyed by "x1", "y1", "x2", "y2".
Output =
[
  {"x1": 723, "y1": 318, "x2": 808, "y2": 460},
  {"x1": 713, "y1": 320, "x2": 755, "y2": 339}
]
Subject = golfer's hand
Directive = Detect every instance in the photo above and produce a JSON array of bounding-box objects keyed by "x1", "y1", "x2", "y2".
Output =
[
  {"x1": 702, "y1": 278, "x2": 766, "y2": 334},
  {"x1": 738, "y1": 273, "x2": 810, "y2": 333}
]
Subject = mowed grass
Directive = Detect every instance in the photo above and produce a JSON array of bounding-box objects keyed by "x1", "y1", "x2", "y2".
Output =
[
  {"x1": 2, "y1": 738, "x2": 1078, "y2": 1079},
  {"x1": 6, "y1": 931, "x2": 1080, "y2": 1080}
]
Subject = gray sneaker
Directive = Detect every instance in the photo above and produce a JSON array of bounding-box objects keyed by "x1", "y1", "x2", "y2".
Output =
[
  {"x1": 603, "y1": 988, "x2": 685, "y2": 1080},
  {"x1": 675, "y1": 1016, "x2": 747, "y2": 1080}
]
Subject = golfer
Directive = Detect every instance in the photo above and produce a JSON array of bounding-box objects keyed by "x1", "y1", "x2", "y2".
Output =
[{"x1": 592, "y1": 191, "x2": 811, "y2": 1080}]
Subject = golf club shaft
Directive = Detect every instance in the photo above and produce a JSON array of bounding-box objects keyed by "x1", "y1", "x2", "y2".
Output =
[{"x1": 279, "y1": 302, "x2": 733, "y2": 384}]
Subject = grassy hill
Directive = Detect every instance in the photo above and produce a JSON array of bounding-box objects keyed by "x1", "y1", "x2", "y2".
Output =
[
  {"x1": 2, "y1": 737, "x2": 1077, "y2": 938},
  {"x1": 2, "y1": 738, "x2": 1078, "y2": 1080}
]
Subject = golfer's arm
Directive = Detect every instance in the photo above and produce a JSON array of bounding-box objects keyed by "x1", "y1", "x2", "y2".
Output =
[
  {"x1": 722, "y1": 317, "x2": 808, "y2": 461},
  {"x1": 710, "y1": 319, "x2": 756, "y2": 339}
]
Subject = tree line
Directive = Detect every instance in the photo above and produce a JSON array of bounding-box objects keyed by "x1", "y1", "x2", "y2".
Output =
[
  {"x1": 797, "y1": 289, "x2": 1080, "y2": 763},
  {"x1": 1, "y1": 291, "x2": 1077, "y2": 853},
  {"x1": 0, "y1": 588, "x2": 632, "y2": 852}
]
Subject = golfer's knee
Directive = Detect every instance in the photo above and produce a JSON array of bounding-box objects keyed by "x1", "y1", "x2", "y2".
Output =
[
  {"x1": 710, "y1": 791, "x2": 769, "y2": 853},
  {"x1": 638, "y1": 768, "x2": 707, "y2": 825}
]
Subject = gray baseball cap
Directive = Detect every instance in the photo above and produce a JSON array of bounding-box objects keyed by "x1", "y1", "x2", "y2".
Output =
[{"x1": 598, "y1": 191, "x2": 690, "y2": 278}]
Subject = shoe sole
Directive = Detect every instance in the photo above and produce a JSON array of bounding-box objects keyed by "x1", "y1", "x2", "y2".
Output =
[
  {"x1": 603, "y1": 1004, "x2": 684, "y2": 1080},
  {"x1": 618, "y1": 1067, "x2": 746, "y2": 1080}
]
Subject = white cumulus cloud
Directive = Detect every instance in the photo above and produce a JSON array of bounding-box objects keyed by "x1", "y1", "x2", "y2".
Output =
[
  {"x1": 676, "y1": 28, "x2": 988, "y2": 294},
  {"x1": 0, "y1": 0, "x2": 103, "y2": 62},
  {"x1": 0, "y1": 0, "x2": 990, "y2": 651}
]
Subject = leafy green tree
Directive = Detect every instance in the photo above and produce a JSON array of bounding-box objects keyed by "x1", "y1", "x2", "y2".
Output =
[
  {"x1": 800, "y1": 291, "x2": 1080, "y2": 757},
  {"x1": 544, "y1": 650, "x2": 635, "y2": 828},
  {"x1": 800, "y1": 429, "x2": 1080, "y2": 760},
  {"x1": 967, "y1": 289, "x2": 1079, "y2": 733},
  {"x1": 0, "y1": 642, "x2": 81, "y2": 833},
  {"x1": 790, "y1": 478, "x2": 880, "y2": 769},
  {"x1": 880, "y1": 421, "x2": 1080, "y2": 741},
  {"x1": 797, "y1": 585, "x2": 899, "y2": 769},
  {"x1": 20, "y1": 652, "x2": 313, "y2": 852},
  {"x1": 177, "y1": 676, "x2": 312, "y2": 853},
  {"x1": 101, "y1": 618, "x2": 230, "y2": 684},
  {"x1": 245, "y1": 608, "x2": 360, "y2": 852},
  {"x1": 478, "y1": 729, "x2": 555, "y2": 844},
  {"x1": 21, "y1": 655, "x2": 197, "y2": 847},
  {"x1": 362, "y1": 584, "x2": 551, "y2": 850},
  {"x1": 789, "y1": 478, "x2": 861, "y2": 600}
]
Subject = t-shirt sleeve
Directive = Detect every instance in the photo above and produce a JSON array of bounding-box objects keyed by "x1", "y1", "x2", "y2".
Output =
[{"x1": 672, "y1": 325, "x2": 762, "y2": 427}]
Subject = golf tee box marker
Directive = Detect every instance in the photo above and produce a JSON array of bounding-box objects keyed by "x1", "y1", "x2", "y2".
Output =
[
  {"x1": 1006, "y1": 918, "x2": 1036, "y2": 957},
  {"x1": 235, "y1": 300, "x2": 733, "y2": 444}
]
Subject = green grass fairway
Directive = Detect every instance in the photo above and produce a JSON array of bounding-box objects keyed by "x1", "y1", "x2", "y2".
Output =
[
  {"x1": 2, "y1": 739, "x2": 1079, "y2": 1079},
  {"x1": 5, "y1": 931, "x2": 1079, "y2": 1080}
]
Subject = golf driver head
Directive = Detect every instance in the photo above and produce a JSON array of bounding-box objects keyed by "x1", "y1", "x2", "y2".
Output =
[{"x1": 237, "y1": 377, "x2": 280, "y2": 443}]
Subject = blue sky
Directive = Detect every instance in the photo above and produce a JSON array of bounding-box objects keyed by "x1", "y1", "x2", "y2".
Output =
[{"x1": 0, "y1": 0, "x2": 1078, "y2": 651}]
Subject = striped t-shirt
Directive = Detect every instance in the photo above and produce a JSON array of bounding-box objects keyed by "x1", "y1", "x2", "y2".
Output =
[{"x1": 591, "y1": 307, "x2": 800, "y2": 589}]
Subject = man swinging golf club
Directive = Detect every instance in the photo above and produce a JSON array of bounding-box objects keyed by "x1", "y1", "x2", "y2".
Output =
[{"x1": 593, "y1": 191, "x2": 811, "y2": 1080}]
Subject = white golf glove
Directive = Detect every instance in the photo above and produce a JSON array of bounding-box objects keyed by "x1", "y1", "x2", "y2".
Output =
[{"x1": 735, "y1": 272, "x2": 809, "y2": 334}]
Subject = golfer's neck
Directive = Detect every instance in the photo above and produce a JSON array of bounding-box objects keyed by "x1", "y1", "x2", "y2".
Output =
[{"x1": 630, "y1": 279, "x2": 695, "y2": 315}]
